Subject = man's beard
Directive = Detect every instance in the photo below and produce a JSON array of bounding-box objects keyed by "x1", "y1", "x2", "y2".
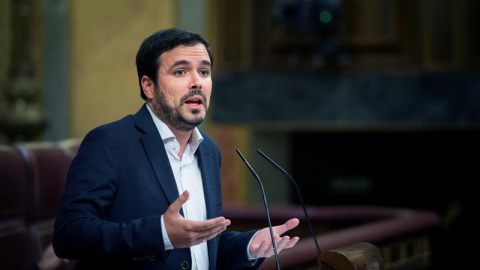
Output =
[{"x1": 152, "y1": 87, "x2": 208, "y2": 131}]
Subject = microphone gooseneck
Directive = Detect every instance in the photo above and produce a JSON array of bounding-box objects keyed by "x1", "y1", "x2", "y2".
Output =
[
  {"x1": 235, "y1": 149, "x2": 281, "y2": 270},
  {"x1": 256, "y1": 149, "x2": 322, "y2": 256}
]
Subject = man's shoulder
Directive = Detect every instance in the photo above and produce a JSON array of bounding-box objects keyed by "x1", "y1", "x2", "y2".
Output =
[
  {"x1": 91, "y1": 114, "x2": 135, "y2": 134},
  {"x1": 76, "y1": 114, "x2": 139, "y2": 157},
  {"x1": 91, "y1": 104, "x2": 149, "y2": 132},
  {"x1": 198, "y1": 130, "x2": 221, "y2": 156}
]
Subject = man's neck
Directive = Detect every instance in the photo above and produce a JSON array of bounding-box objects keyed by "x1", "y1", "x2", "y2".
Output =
[
  {"x1": 145, "y1": 102, "x2": 195, "y2": 159},
  {"x1": 168, "y1": 125, "x2": 193, "y2": 159}
]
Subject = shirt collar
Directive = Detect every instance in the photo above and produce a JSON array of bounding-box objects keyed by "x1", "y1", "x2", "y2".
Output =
[{"x1": 146, "y1": 103, "x2": 203, "y2": 152}]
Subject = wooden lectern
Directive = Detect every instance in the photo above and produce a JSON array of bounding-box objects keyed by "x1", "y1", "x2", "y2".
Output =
[{"x1": 318, "y1": 242, "x2": 384, "y2": 270}]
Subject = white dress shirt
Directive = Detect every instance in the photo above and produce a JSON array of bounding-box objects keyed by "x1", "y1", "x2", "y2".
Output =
[{"x1": 147, "y1": 105, "x2": 208, "y2": 270}]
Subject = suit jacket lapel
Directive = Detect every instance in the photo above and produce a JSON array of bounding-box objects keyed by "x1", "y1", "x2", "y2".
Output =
[
  {"x1": 134, "y1": 104, "x2": 180, "y2": 206},
  {"x1": 197, "y1": 144, "x2": 216, "y2": 220}
]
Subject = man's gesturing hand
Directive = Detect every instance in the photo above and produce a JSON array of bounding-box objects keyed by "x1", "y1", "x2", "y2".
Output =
[
  {"x1": 164, "y1": 190, "x2": 231, "y2": 248},
  {"x1": 249, "y1": 218, "x2": 300, "y2": 258}
]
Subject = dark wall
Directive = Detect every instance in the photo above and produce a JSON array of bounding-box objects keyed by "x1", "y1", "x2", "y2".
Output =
[
  {"x1": 290, "y1": 130, "x2": 477, "y2": 210},
  {"x1": 213, "y1": 72, "x2": 480, "y2": 126}
]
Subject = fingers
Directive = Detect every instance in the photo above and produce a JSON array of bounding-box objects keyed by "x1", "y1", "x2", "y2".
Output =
[
  {"x1": 165, "y1": 190, "x2": 233, "y2": 248},
  {"x1": 166, "y1": 190, "x2": 232, "y2": 230},
  {"x1": 187, "y1": 217, "x2": 231, "y2": 233},
  {"x1": 254, "y1": 239, "x2": 270, "y2": 257},
  {"x1": 167, "y1": 190, "x2": 190, "y2": 214},
  {"x1": 200, "y1": 218, "x2": 231, "y2": 241},
  {"x1": 276, "y1": 236, "x2": 290, "y2": 251},
  {"x1": 188, "y1": 217, "x2": 231, "y2": 245},
  {"x1": 278, "y1": 236, "x2": 299, "y2": 253},
  {"x1": 169, "y1": 218, "x2": 230, "y2": 248},
  {"x1": 252, "y1": 235, "x2": 299, "y2": 258},
  {"x1": 249, "y1": 219, "x2": 301, "y2": 258},
  {"x1": 168, "y1": 216, "x2": 231, "y2": 248}
]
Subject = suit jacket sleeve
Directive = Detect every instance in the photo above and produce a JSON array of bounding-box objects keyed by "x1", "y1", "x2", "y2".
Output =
[
  {"x1": 217, "y1": 230, "x2": 265, "y2": 269},
  {"x1": 52, "y1": 123, "x2": 167, "y2": 262}
]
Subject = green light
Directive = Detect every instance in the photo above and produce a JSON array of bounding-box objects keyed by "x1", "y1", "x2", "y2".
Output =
[{"x1": 319, "y1": 10, "x2": 333, "y2": 24}]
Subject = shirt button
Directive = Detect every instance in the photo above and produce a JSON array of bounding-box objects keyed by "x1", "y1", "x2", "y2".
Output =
[{"x1": 181, "y1": 261, "x2": 190, "y2": 269}]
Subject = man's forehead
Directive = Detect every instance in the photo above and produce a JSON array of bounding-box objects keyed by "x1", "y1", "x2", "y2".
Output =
[{"x1": 160, "y1": 44, "x2": 210, "y2": 64}]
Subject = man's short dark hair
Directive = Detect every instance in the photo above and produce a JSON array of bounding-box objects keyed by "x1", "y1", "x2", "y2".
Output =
[{"x1": 136, "y1": 28, "x2": 214, "y2": 100}]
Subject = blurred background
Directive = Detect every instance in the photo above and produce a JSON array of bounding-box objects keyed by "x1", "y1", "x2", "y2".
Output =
[{"x1": 0, "y1": 0, "x2": 478, "y2": 269}]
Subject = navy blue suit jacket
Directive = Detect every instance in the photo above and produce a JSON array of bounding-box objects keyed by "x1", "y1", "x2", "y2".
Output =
[{"x1": 53, "y1": 104, "x2": 262, "y2": 270}]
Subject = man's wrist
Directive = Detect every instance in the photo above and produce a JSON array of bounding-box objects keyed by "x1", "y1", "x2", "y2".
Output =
[
  {"x1": 161, "y1": 215, "x2": 174, "y2": 250},
  {"x1": 246, "y1": 230, "x2": 261, "y2": 261}
]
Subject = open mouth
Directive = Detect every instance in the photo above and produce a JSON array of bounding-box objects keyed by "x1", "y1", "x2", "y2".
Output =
[
  {"x1": 185, "y1": 97, "x2": 203, "y2": 105},
  {"x1": 184, "y1": 95, "x2": 205, "y2": 107},
  {"x1": 181, "y1": 90, "x2": 207, "y2": 109}
]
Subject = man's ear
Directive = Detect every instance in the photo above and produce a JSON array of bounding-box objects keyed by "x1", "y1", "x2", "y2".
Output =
[{"x1": 141, "y1": 75, "x2": 155, "y2": 99}]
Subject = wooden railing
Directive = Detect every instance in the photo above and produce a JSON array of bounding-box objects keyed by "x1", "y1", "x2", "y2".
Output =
[{"x1": 224, "y1": 205, "x2": 440, "y2": 270}]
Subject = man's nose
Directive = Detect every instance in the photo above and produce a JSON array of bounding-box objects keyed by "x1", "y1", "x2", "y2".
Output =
[{"x1": 189, "y1": 72, "x2": 202, "y2": 89}]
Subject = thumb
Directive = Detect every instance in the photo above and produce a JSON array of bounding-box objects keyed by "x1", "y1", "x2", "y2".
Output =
[
  {"x1": 274, "y1": 218, "x2": 300, "y2": 235},
  {"x1": 169, "y1": 190, "x2": 189, "y2": 214}
]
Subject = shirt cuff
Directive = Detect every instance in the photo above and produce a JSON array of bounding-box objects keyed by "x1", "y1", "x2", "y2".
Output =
[
  {"x1": 247, "y1": 231, "x2": 261, "y2": 262},
  {"x1": 161, "y1": 215, "x2": 174, "y2": 250}
]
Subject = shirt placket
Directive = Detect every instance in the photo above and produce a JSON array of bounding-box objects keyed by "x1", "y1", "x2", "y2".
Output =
[{"x1": 180, "y1": 154, "x2": 201, "y2": 270}]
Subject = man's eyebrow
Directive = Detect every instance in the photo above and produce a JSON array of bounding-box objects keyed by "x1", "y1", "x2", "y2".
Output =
[
  {"x1": 168, "y1": 60, "x2": 190, "y2": 72},
  {"x1": 168, "y1": 59, "x2": 211, "y2": 72},
  {"x1": 200, "y1": 60, "x2": 212, "y2": 68}
]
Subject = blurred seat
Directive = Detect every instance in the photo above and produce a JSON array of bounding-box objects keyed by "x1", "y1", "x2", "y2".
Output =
[
  {"x1": 14, "y1": 142, "x2": 73, "y2": 223},
  {"x1": 58, "y1": 137, "x2": 82, "y2": 159},
  {"x1": 0, "y1": 145, "x2": 36, "y2": 269},
  {"x1": 14, "y1": 141, "x2": 76, "y2": 269}
]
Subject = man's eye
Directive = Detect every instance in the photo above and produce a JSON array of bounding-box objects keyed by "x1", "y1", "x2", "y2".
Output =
[
  {"x1": 200, "y1": 70, "x2": 210, "y2": 76},
  {"x1": 174, "y1": 70, "x2": 186, "y2": 75}
]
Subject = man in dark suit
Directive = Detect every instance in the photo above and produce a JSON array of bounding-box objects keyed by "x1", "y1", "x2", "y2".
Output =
[{"x1": 53, "y1": 28, "x2": 299, "y2": 270}]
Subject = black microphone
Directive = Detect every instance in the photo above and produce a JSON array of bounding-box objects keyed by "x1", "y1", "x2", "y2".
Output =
[
  {"x1": 256, "y1": 149, "x2": 322, "y2": 256},
  {"x1": 235, "y1": 149, "x2": 281, "y2": 270}
]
